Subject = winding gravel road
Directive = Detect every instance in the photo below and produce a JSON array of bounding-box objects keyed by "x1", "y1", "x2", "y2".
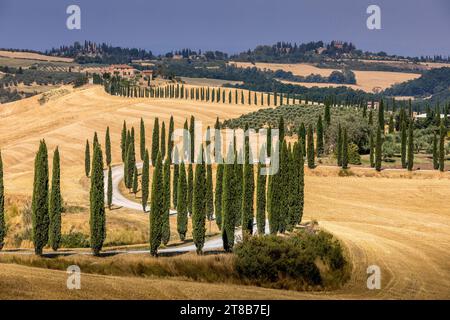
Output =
[{"x1": 104, "y1": 162, "x2": 265, "y2": 254}]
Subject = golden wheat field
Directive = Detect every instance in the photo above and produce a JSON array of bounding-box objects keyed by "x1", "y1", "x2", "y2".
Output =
[
  {"x1": 230, "y1": 61, "x2": 421, "y2": 93},
  {"x1": 0, "y1": 50, "x2": 74, "y2": 63},
  {"x1": 0, "y1": 86, "x2": 449, "y2": 299}
]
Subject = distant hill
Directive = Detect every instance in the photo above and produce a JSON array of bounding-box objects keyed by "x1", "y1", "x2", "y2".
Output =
[{"x1": 384, "y1": 67, "x2": 450, "y2": 104}]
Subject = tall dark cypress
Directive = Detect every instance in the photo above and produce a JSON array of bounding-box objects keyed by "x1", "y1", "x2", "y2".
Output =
[
  {"x1": 214, "y1": 162, "x2": 224, "y2": 229},
  {"x1": 297, "y1": 140, "x2": 305, "y2": 225},
  {"x1": 107, "y1": 165, "x2": 113, "y2": 209},
  {"x1": 168, "y1": 116, "x2": 174, "y2": 162},
  {"x1": 278, "y1": 116, "x2": 285, "y2": 143},
  {"x1": 266, "y1": 125, "x2": 272, "y2": 157},
  {"x1": 278, "y1": 141, "x2": 289, "y2": 233},
  {"x1": 90, "y1": 143, "x2": 105, "y2": 256},
  {"x1": 49, "y1": 147, "x2": 62, "y2": 251},
  {"x1": 192, "y1": 147, "x2": 206, "y2": 254},
  {"x1": 189, "y1": 116, "x2": 195, "y2": 162},
  {"x1": 234, "y1": 150, "x2": 243, "y2": 227},
  {"x1": 161, "y1": 157, "x2": 171, "y2": 245},
  {"x1": 132, "y1": 165, "x2": 139, "y2": 195},
  {"x1": 150, "y1": 152, "x2": 163, "y2": 256},
  {"x1": 316, "y1": 115, "x2": 324, "y2": 157},
  {"x1": 32, "y1": 140, "x2": 49, "y2": 255},
  {"x1": 439, "y1": 120, "x2": 446, "y2": 172},
  {"x1": 0, "y1": 151, "x2": 4, "y2": 251},
  {"x1": 173, "y1": 147, "x2": 179, "y2": 208},
  {"x1": 369, "y1": 130, "x2": 375, "y2": 168},
  {"x1": 307, "y1": 124, "x2": 315, "y2": 169},
  {"x1": 161, "y1": 121, "x2": 166, "y2": 160},
  {"x1": 125, "y1": 141, "x2": 135, "y2": 189},
  {"x1": 177, "y1": 162, "x2": 188, "y2": 240},
  {"x1": 268, "y1": 141, "x2": 280, "y2": 234},
  {"x1": 187, "y1": 163, "x2": 193, "y2": 214},
  {"x1": 242, "y1": 137, "x2": 255, "y2": 237},
  {"x1": 342, "y1": 128, "x2": 348, "y2": 169},
  {"x1": 256, "y1": 145, "x2": 266, "y2": 235},
  {"x1": 222, "y1": 147, "x2": 235, "y2": 252},
  {"x1": 206, "y1": 162, "x2": 214, "y2": 221},
  {"x1": 401, "y1": 118, "x2": 407, "y2": 169},
  {"x1": 375, "y1": 126, "x2": 382, "y2": 172},
  {"x1": 121, "y1": 121, "x2": 127, "y2": 162},
  {"x1": 324, "y1": 103, "x2": 331, "y2": 126},
  {"x1": 141, "y1": 149, "x2": 150, "y2": 212},
  {"x1": 378, "y1": 100, "x2": 385, "y2": 131},
  {"x1": 85, "y1": 139, "x2": 90, "y2": 177},
  {"x1": 299, "y1": 123, "x2": 306, "y2": 156},
  {"x1": 140, "y1": 118, "x2": 146, "y2": 161},
  {"x1": 407, "y1": 118, "x2": 414, "y2": 171},
  {"x1": 151, "y1": 118, "x2": 160, "y2": 165},
  {"x1": 105, "y1": 126, "x2": 112, "y2": 166}
]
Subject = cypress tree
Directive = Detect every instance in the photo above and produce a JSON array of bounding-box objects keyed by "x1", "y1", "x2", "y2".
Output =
[
  {"x1": 278, "y1": 141, "x2": 289, "y2": 233},
  {"x1": 375, "y1": 126, "x2": 382, "y2": 171},
  {"x1": 325, "y1": 103, "x2": 331, "y2": 126},
  {"x1": 89, "y1": 143, "x2": 105, "y2": 256},
  {"x1": 105, "y1": 126, "x2": 112, "y2": 166},
  {"x1": 242, "y1": 139, "x2": 255, "y2": 238},
  {"x1": 132, "y1": 165, "x2": 139, "y2": 195},
  {"x1": 177, "y1": 162, "x2": 188, "y2": 240},
  {"x1": 316, "y1": 115, "x2": 324, "y2": 157},
  {"x1": 173, "y1": 147, "x2": 179, "y2": 208},
  {"x1": 401, "y1": 118, "x2": 407, "y2": 169},
  {"x1": 378, "y1": 100, "x2": 385, "y2": 131},
  {"x1": 222, "y1": 147, "x2": 235, "y2": 252},
  {"x1": 297, "y1": 140, "x2": 305, "y2": 225},
  {"x1": 151, "y1": 118, "x2": 160, "y2": 165},
  {"x1": 125, "y1": 141, "x2": 135, "y2": 189},
  {"x1": 337, "y1": 123, "x2": 342, "y2": 166},
  {"x1": 192, "y1": 148, "x2": 206, "y2": 254},
  {"x1": 407, "y1": 118, "x2": 414, "y2": 171},
  {"x1": 299, "y1": 123, "x2": 306, "y2": 156},
  {"x1": 140, "y1": 118, "x2": 146, "y2": 161},
  {"x1": 278, "y1": 116, "x2": 285, "y2": 143},
  {"x1": 187, "y1": 163, "x2": 193, "y2": 214},
  {"x1": 160, "y1": 121, "x2": 166, "y2": 160},
  {"x1": 369, "y1": 130, "x2": 375, "y2": 168},
  {"x1": 0, "y1": 151, "x2": 4, "y2": 251},
  {"x1": 433, "y1": 132, "x2": 439, "y2": 170},
  {"x1": 107, "y1": 165, "x2": 113, "y2": 209},
  {"x1": 141, "y1": 149, "x2": 150, "y2": 212},
  {"x1": 307, "y1": 124, "x2": 315, "y2": 168},
  {"x1": 150, "y1": 152, "x2": 163, "y2": 256},
  {"x1": 342, "y1": 128, "x2": 348, "y2": 169},
  {"x1": 206, "y1": 162, "x2": 214, "y2": 221},
  {"x1": 161, "y1": 157, "x2": 171, "y2": 245},
  {"x1": 85, "y1": 139, "x2": 90, "y2": 177},
  {"x1": 439, "y1": 120, "x2": 446, "y2": 172},
  {"x1": 368, "y1": 109, "x2": 373, "y2": 126},
  {"x1": 32, "y1": 140, "x2": 49, "y2": 255},
  {"x1": 256, "y1": 145, "x2": 266, "y2": 235},
  {"x1": 234, "y1": 150, "x2": 243, "y2": 227},
  {"x1": 93, "y1": 131, "x2": 99, "y2": 148},
  {"x1": 268, "y1": 141, "x2": 280, "y2": 234},
  {"x1": 189, "y1": 116, "x2": 195, "y2": 162},
  {"x1": 49, "y1": 147, "x2": 62, "y2": 251},
  {"x1": 168, "y1": 116, "x2": 174, "y2": 162},
  {"x1": 266, "y1": 125, "x2": 272, "y2": 157},
  {"x1": 214, "y1": 162, "x2": 224, "y2": 229}
]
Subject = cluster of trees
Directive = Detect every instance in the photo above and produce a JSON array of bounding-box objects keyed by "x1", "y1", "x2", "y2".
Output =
[
  {"x1": 9, "y1": 141, "x2": 64, "y2": 255},
  {"x1": 46, "y1": 41, "x2": 154, "y2": 64}
]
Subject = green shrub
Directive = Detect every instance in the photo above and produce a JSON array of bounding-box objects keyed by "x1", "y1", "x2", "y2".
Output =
[
  {"x1": 234, "y1": 230, "x2": 348, "y2": 290},
  {"x1": 60, "y1": 232, "x2": 90, "y2": 248}
]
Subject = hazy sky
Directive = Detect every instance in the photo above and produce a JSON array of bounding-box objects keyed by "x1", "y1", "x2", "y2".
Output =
[{"x1": 0, "y1": 0, "x2": 449, "y2": 56}]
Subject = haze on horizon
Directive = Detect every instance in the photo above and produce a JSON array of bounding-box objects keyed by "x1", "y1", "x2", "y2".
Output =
[{"x1": 0, "y1": 0, "x2": 449, "y2": 57}]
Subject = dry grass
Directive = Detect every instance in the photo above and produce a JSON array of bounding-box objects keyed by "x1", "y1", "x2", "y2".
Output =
[
  {"x1": 230, "y1": 61, "x2": 420, "y2": 93},
  {"x1": 0, "y1": 50, "x2": 74, "y2": 63}
]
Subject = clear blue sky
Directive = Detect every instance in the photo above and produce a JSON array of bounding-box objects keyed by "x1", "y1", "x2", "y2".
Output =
[{"x1": 0, "y1": 0, "x2": 449, "y2": 57}]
